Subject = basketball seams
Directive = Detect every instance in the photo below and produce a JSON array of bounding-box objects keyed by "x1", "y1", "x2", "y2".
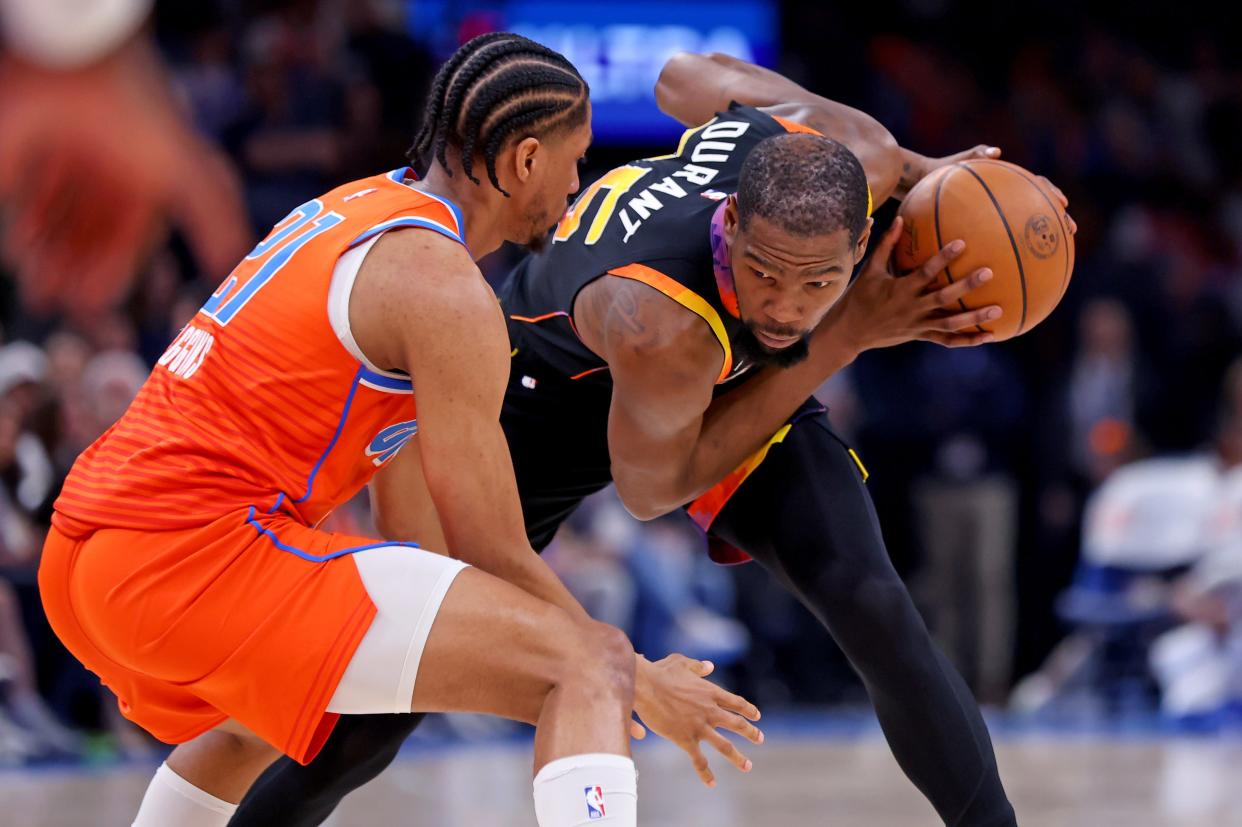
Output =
[
  {"x1": 956, "y1": 164, "x2": 1029, "y2": 335},
  {"x1": 971, "y1": 159, "x2": 1072, "y2": 304},
  {"x1": 933, "y1": 165, "x2": 985, "y2": 333}
]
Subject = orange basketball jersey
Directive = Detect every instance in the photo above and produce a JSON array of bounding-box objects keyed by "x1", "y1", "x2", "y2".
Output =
[{"x1": 55, "y1": 168, "x2": 465, "y2": 543}]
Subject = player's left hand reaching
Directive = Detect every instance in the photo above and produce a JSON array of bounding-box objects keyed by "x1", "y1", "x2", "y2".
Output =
[{"x1": 632, "y1": 653, "x2": 763, "y2": 787}]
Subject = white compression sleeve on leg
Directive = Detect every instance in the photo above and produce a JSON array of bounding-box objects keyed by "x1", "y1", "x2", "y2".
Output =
[
  {"x1": 132, "y1": 762, "x2": 238, "y2": 827},
  {"x1": 533, "y1": 753, "x2": 637, "y2": 826}
]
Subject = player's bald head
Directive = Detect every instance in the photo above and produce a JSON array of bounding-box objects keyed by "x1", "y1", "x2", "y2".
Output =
[{"x1": 737, "y1": 133, "x2": 869, "y2": 243}]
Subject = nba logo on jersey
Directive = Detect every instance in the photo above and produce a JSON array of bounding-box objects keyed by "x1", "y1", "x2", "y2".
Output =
[{"x1": 584, "y1": 785, "x2": 606, "y2": 819}]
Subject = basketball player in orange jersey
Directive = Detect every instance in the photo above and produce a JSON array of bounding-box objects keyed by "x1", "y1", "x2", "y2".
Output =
[{"x1": 39, "y1": 34, "x2": 759, "y2": 827}]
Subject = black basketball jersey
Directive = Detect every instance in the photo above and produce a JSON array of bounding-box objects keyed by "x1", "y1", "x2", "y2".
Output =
[{"x1": 500, "y1": 103, "x2": 821, "y2": 388}]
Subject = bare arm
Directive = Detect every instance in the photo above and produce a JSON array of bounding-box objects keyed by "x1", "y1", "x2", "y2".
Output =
[
  {"x1": 578, "y1": 226, "x2": 998, "y2": 520},
  {"x1": 655, "y1": 52, "x2": 999, "y2": 204},
  {"x1": 351, "y1": 230, "x2": 586, "y2": 618},
  {"x1": 369, "y1": 433, "x2": 448, "y2": 553},
  {"x1": 655, "y1": 52, "x2": 902, "y2": 204}
]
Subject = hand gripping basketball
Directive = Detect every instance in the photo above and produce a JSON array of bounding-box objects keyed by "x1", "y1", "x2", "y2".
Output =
[{"x1": 830, "y1": 216, "x2": 1001, "y2": 351}]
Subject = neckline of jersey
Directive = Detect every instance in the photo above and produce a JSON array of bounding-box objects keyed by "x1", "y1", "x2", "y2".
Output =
[{"x1": 386, "y1": 167, "x2": 468, "y2": 247}]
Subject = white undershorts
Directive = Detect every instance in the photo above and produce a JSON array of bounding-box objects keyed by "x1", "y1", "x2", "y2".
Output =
[{"x1": 326, "y1": 545, "x2": 468, "y2": 714}]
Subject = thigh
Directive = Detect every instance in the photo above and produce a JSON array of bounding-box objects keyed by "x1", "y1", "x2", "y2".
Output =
[
  {"x1": 708, "y1": 407, "x2": 888, "y2": 593},
  {"x1": 408, "y1": 566, "x2": 619, "y2": 722},
  {"x1": 703, "y1": 406, "x2": 927, "y2": 653}
]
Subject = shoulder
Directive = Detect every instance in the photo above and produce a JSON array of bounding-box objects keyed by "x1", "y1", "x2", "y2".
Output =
[
  {"x1": 358, "y1": 228, "x2": 492, "y2": 316},
  {"x1": 575, "y1": 269, "x2": 722, "y2": 379}
]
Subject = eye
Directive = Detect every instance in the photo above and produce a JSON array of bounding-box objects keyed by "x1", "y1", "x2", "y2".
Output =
[
  {"x1": 809, "y1": 281, "x2": 831, "y2": 289},
  {"x1": 753, "y1": 268, "x2": 774, "y2": 281}
]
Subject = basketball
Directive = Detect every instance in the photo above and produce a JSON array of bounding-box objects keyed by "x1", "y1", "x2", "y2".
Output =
[{"x1": 894, "y1": 159, "x2": 1075, "y2": 341}]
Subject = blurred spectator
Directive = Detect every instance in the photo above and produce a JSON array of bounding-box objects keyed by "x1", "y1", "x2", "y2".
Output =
[
  {"x1": 908, "y1": 344, "x2": 1026, "y2": 703},
  {"x1": 1067, "y1": 299, "x2": 1147, "y2": 484},
  {"x1": 0, "y1": 0, "x2": 250, "y2": 328}
]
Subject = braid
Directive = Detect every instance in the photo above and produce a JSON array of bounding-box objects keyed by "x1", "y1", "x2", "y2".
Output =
[
  {"x1": 407, "y1": 33, "x2": 588, "y2": 195},
  {"x1": 409, "y1": 32, "x2": 510, "y2": 174}
]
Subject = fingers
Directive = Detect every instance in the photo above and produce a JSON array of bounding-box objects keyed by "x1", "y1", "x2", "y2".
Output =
[
  {"x1": 687, "y1": 741, "x2": 716, "y2": 787},
  {"x1": 668, "y1": 653, "x2": 714, "y2": 677},
  {"x1": 713, "y1": 708, "x2": 764, "y2": 745},
  {"x1": 865, "y1": 215, "x2": 903, "y2": 276},
  {"x1": 714, "y1": 688, "x2": 761, "y2": 722},
  {"x1": 1065, "y1": 212, "x2": 1078, "y2": 236},
  {"x1": 911, "y1": 238, "x2": 965, "y2": 284},
  {"x1": 925, "y1": 267, "x2": 992, "y2": 308},
  {"x1": 705, "y1": 730, "x2": 753, "y2": 774},
  {"x1": 1038, "y1": 175, "x2": 1069, "y2": 209},
  {"x1": 630, "y1": 719, "x2": 647, "y2": 740},
  {"x1": 922, "y1": 329, "x2": 997, "y2": 348},
  {"x1": 930, "y1": 304, "x2": 1002, "y2": 333},
  {"x1": 974, "y1": 145, "x2": 1002, "y2": 159}
]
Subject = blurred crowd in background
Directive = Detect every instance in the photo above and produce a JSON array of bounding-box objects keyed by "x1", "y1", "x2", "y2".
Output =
[{"x1": 0, "y1": 0, "x2": 1240, "y2": 765}]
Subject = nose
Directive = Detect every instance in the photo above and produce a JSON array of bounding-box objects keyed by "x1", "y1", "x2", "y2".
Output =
[{"x1": 764, "y1": 289, "x2": 803, "y2": 326}]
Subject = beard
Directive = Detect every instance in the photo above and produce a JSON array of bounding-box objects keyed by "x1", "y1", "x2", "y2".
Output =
[
  {"x1": 525, "y1": 229, "x2": 550, "y2": 253},
  {"x1": 523, "y1": 208, "x2": 561, "y2": 253},
  {"x1": 733, "y1": 323, "x2": 811, "y2": 369}
]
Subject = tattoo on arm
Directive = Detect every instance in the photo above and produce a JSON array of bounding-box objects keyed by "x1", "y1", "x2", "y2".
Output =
[{"x1": 608, "y1": 281, "x2": 647, "y2": 336}]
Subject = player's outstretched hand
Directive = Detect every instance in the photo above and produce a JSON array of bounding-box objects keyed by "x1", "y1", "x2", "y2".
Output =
[
  {"x1": 827, "y1": 216, "x2": 1000, "y2": 351},
  {"x1": 633, "y1": 653, "x2": 763, "y2": 787}
]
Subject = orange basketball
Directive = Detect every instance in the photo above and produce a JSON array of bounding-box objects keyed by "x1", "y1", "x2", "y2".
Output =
[{"x1": 894, "y1": 159, "x2": 1074, "y2": 341}]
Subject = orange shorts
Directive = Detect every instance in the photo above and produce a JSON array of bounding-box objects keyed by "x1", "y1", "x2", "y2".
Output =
[{"x1": 38, "y1": 508, "x2": 394, "y2": 764}]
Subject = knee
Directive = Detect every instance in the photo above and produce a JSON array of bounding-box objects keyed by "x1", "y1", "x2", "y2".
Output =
[
  {"x1": 555, "y1": 619, "x2": 635, "y2": 703},
  {"x1": 201, "y1": 729, "x2": 281, "y2": 772}
]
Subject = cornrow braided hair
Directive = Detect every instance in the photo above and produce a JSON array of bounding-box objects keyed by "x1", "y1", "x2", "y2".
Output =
[{"x1": 409, "y1": 33, "x2": 589, "y2": 197}]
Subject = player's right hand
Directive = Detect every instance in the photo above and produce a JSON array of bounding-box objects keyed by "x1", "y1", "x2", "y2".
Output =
[
  {"x1": 633, "y1": 653, "x2": 763, "y2": 787},
  {"x1": 828, "y1": 216, "x2": 1000, "y2": 351}
]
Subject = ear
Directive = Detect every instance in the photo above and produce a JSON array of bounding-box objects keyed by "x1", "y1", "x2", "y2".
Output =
[
  {"x1": 511, "y1": 136, "x2": 541, "y2": 185},
  {"x1": 723, "y1": 194, "x2": 741, "y2": 246},
  {"x1": 853, "y1": 217, "x2": 874, "y2": 263}
]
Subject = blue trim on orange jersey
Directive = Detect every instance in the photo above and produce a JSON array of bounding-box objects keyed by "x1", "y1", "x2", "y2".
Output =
[
  {"x1": 349, "y1": 217, "x2": 463, "y2": 249},
  {"x1": 245, "y1": 507, "x2": 420, "y2": 562},
  {"x1": 417, "y1": 190, "x2": 468, "y2": 245},
  {"x1": 267, "y1": 492, "x2": 286, "y2": 514},
  {"x1": 359, "y1": 366, "x2": 413, "y2": 392},
  {"x1": 385, "y1": 167, "x2": 468, "y2": 246},
  {"x1": 293, "y1": 366, "x2": 363, "y2": 504}
]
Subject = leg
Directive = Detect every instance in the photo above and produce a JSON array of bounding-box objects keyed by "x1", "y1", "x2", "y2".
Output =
[
  {"x1": 408, "y1": 566, "x2": 635, "y2": 766},
  {"x1": 134, "y1": 723, "x2": 280, "y2": 826},
  {"x1": 234, "y1": 715, "x2": 421, "y2": 826},
  {"x1": 243, "y1": 551, "x2": 637, "y2": 827},
  {"x1": 709, "y1": 409, "x2": 1016, "y2": 827}
]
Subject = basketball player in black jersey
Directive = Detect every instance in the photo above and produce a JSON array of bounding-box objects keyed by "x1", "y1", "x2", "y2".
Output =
[{"x1": 235, "y1": 53, "x2": 1074, "y2": 826}]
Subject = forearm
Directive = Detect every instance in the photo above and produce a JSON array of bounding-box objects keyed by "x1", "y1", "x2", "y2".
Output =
[
  {"x1": 655, "y1": 52, "x2": 816, "y2": 125},
  {"x1": 622, "y1": 320, "x2": 861, "y2": 516},
  {"x1": 656, "y1": 52, "x2": 900, "y2": 202}
]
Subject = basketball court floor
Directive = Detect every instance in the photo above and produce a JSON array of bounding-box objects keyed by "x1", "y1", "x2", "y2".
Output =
[{"x1": 3, "y1": 715, "x2": 1240, "y2": 826}]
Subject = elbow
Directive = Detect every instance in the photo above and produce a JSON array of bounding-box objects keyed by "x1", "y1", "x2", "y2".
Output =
[
  {"x1": 371, "y1": 510, "x2": 408, "y2": 543},
  {"x1": 612, "y1": 476, "x2": 677, "y2": 522},
  {"x1": 655, "y1": 51, "x2": 718, "y2": 116},
  {"x1": 654, "y1": 52, "x2": 692, "y2": 115}
]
